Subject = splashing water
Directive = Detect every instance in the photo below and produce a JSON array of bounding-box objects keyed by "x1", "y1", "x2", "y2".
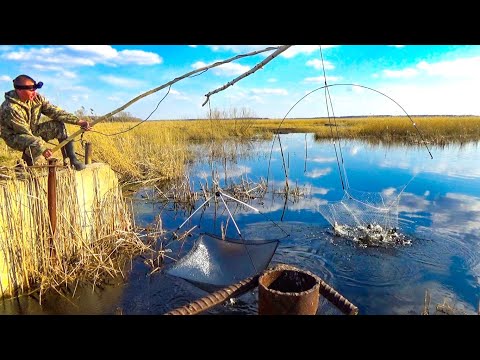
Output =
[{"x1": 331, "y1": 222, "x2": 411, "y2": 248}]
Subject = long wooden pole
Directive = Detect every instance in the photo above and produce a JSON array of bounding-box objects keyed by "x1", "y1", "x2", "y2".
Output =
[{"x1": 51, "y1": 45, "x2": 291, "y2": 154}]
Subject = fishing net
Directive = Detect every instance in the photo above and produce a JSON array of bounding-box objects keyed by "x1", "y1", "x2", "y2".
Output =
[
  {"x1": 318, "y1": 187, "x2": 410, "y2": 247},
  {"x1": 319, "y1": 187, "x2": 400, "y2": 230},
  {"x1": 165, "y1": 233, "x2": 279, "y2": 289}
]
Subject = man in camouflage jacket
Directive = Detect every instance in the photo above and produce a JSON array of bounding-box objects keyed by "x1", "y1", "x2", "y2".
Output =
[{"x1": 0, "y1": 74, "x2": 92, "y2": 170}]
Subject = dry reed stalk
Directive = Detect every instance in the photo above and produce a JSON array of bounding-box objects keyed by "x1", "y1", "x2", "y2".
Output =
[
  {"x1": 0, "y1": 165, "x2": 154, "y2": 301},
  {"x1": 422, "y1": 289, "x2": 430, "y2": 315}
]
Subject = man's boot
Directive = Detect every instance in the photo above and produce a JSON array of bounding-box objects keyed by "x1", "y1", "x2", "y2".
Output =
[
  {"x1": 21, "y1": 151, "x2": 34, "y2": 166},
  {"x1": 62, "y1": 141, "x2": 86, "y2": 171}
]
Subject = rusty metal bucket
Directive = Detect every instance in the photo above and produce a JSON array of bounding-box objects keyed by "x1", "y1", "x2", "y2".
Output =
[{"x1": 258, "y1": 265, "x2": 320, "y2": 315}]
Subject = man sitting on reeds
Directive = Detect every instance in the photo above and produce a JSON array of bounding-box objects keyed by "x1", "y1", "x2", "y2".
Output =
[{"x1": 0, "y1": 74, "x2": 92, "y2": 171}]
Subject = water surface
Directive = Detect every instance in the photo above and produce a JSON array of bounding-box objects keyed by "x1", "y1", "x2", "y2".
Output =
[{"x1": 2, "y1": 134, "x2": 479, "y2": 315}]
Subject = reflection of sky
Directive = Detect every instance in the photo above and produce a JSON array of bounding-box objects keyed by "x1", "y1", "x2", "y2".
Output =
[
  {"x1": 152, "y1": 133, "x2": 480, "y2": 314},
  {"x1": 400, "y1": 192, "x2": 480, "y2": 237},
  {"x1": 187, "y1": 134, "x2": 480, "y2": 235}
]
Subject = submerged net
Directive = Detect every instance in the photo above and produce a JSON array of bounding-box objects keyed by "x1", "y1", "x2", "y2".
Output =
[
  {"x1": 319, "y1": 187, "x2": 400, "y2": 230},
  {"x1": 318, "y1": 187, "x2": 411, "y2": 247},
  {"x1": 165, "y1": 233, "x2": 279, "y2": 289}
]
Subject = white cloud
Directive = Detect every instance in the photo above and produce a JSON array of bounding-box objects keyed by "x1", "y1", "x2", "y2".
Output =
[
  {"x1": 169, "y1": 88, "x2": 190, "y2": 101},
  {"x1": 32, "y1": 64, "x2": 66, "y2": 72},
  {"x1": 215, "y1": 62, "x2": 250, "y2": 76},
  {"x1": 31, "y1": 64, "x2": 78, "y2": 80},
  {"x1": 115, "y1": 50, "x2": 162, "y2": 65},
  {"x1": 383, "y1": 68, "x2": 418, "y2": 78},
  {"x1": 304, "y1": 75, "x2": 341, "y2": 83},
  {"x1": 206, "y1": 44, "x2": 335, "y2": 60},
  {"x1": 207, "y1": 45, "x2": 273, "y2": 53},
  {"x1": 107, "y1": 96, "x2": 123, "y2": 102},
  {"x1": 306, "y1": 59, "x2": 334, "y2": 70},
  {"x1": 99, "y1": 75, "x2": 146, "y2": 88},
  {"x1": 282, "y1": 45, "x2": 337, "y2": 59},
  {"x1": 66, "y1": 45, "x2": 118, "y2": 58},
  {"x1": 62, "y1": 71, "x2": 77, "y2": 79},
  {"x1": 70, "y1": 94, "x2": 89, "y2": 103},
  {"x1": 416, "y1": 57, "x2": 480, "y2": 79},
  {"x1": 2, "y1": 45, "x2": 162, "y2": 68},
  {"x1": 381, "y1": 56, "x2": 480, "y2": 81},
  {"x1": 0, "y1": 75, "x2": 11, "y2": 82},
  {"x1": 4, "y1": 47, "x2": 96, "y2": 66}
]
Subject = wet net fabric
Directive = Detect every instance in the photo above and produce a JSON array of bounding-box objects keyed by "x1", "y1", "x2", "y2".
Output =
[
  {"x1": 165, "y1": 233, "x2": 279, "y2": 288},
  {"x1": 318, "y1": 187, "x2": 400, "y2": 230}
]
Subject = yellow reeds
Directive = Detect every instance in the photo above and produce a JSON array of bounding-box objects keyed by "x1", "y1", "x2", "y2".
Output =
[
  {"x1": 0, "y1": 164, "x2": 152, "y2": 300},
  {"x1": 1, "y1": 116, "x2": 480, "y2": 185}
]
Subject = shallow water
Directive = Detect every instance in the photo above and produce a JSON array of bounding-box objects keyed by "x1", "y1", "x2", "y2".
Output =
[{"x1": 2, "y1": 134, "x2": 479, "y2": 315}]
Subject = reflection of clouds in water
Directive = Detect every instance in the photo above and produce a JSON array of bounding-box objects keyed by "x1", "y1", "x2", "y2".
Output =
[
  {"x1": 380, "y1": 159, "x2": 413, "y2": 171},
  {"x1": 382, "y1": 187, "x2": 397, "y2": 197},
  {"x1": 305, "y1": 167, "x2": 332, "y2": 178},
  {"x1": 309, "y1": 185, "x2": 329, "y2": 195},
  {"x1": 378, "y1": 148, "x2": 480, "y2": 180},
  {"x1": 310, "y1": 156, "x2": 336, "y2": 163},
  {"x1": 225, "y1": 165, "x2": 251, "y2": 178},
  {"x1": 425, "y1": 161, "x2": 480, "y2": 180},
  {"x1": 196, "y1": 166, "x2": 251, "y2": 180},
  {"x1": 350, "y1": 146, "x2": 361, "y2": 155},
  {"x1": 431, "y1": 193, "x2": 480, "y2": 235},
  {"x1": 399, "y1": 192, "x2": 432, "y2": 213},
  {"x1": 270, "y1": 142, "x2": 288, "y2": 153},
  {"x1": 197, "y1": 170, "x2": 210, "y2": 180},
  {"x1": 400, "y1": 191, "x2": 480, "y2": 236},
  {"x1": 205, "y1": 194, "x2": 327, "y2": 217},
  {"x1": 288, "y1": 197, "x2": 329, "y2": 211}
]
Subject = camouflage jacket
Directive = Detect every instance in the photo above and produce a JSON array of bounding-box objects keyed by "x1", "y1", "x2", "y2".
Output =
[{"x1": 0, "y1": 90, "x2": 80, "y2": 150}]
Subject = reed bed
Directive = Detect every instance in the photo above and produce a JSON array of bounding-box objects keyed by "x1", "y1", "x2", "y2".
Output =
[
  {"x1": 0, "y1": 165, "x2": 153, "y2": 301},
  {"x1": 248, "y1": 116, "x2": 480, "y2": 142},
  {"x1": 1, "y1": 116, "x2": 479, "y2": 185}
]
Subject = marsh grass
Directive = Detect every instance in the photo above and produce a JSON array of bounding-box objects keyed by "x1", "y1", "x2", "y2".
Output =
[
  {"x1": 1, "y1": 116, "x2": 479, "y2": 184},
  {"x1": 304, "y1": 116, "x2": 480, "y2": 144},
  {"x1": 0, "y1": 165, "x2": 155, "y2": 301}
]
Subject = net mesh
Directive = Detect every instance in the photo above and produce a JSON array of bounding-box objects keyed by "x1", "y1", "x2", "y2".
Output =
[
  {"x1": 319, "y1": 188, "x2": 400, "y2": 230},
  {"x1": 318, "y1": 187, "x2": 410, "y2": 247},
  {"x1": 165, "y1": 233, "x2": 279, "y2": 289}
]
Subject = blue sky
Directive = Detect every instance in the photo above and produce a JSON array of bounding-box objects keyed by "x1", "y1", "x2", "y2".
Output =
[{"x1": 1, "y1": 45, "x2": 479, "y2": 120}]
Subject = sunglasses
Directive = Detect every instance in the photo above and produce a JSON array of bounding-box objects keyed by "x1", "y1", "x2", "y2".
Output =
[{"x1": 14, "y1": 81, "x2": 43, "y2": 91}]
